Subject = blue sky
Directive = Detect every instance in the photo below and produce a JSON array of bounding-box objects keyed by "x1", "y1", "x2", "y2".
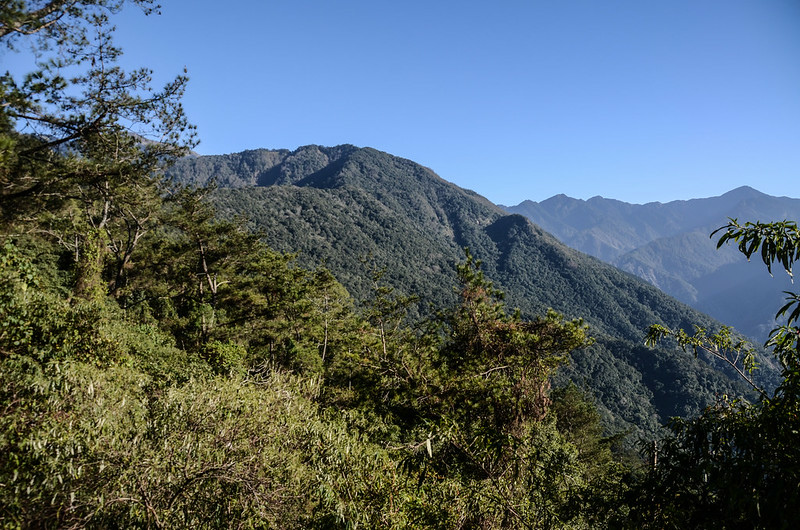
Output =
[{"x1": 5, "y1": 0, "x2": 800, "y2": 205}]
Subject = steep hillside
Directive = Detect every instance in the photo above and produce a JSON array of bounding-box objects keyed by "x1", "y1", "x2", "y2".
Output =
[
  {"x1": 168, "y1": 146, "x2": 775, "y2": 439},
  {"x1": 505, "y1": 187, "x2": 800, "y2": 340}
]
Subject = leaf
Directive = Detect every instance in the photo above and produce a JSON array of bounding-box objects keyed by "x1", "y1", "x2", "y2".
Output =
[{"x1": 776, "y1": 292, "x2": 800, "y2": 327}]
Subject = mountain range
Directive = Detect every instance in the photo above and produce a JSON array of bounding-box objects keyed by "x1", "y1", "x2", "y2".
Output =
[
  {"x1": 503, "y1": 187, "x2": 800, "y2": 341},
  {"x1": 167, "y1": 145, "x2": 777, "y2": 439}
]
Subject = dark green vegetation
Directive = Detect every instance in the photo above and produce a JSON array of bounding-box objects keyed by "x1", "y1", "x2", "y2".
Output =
[
  {"x1": 169, "y1": 145, "x2": 777, "y2": 438},
  {"x1": 2, "y1": 2, "x2": 798, "y2": 528},
  {"x1": 504, "y1": 188, "x2": 800, "y2": 340},
  {"x1": 630, "y1": 219, "x2": 800, "y2": 528}
]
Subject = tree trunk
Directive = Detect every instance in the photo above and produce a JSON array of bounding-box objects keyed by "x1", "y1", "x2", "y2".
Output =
[{"x1": 73, "y1": 227, "x2": 106, "y2": 302}]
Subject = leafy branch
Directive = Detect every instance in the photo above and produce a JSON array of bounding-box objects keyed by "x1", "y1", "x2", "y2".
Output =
[
  {"x1": 645, "y1": 324, "x2": 767, "y2": 400},
  {"x1": 713, "y1": 218, "x2": 800, "y2": 395},
  {"x1": 712, "y1": 218, "x2": 799, "y2": 279}
]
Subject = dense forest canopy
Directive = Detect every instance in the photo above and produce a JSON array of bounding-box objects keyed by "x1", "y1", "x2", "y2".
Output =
[
  {"x1": 2, "y1": 2, "x2": 798, "y2": 528},
  {"x1": 170, "y1": 144, "x2": 780, "y2": 438}
]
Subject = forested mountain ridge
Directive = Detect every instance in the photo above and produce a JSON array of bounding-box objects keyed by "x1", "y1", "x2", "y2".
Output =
[
  {"x1": 168, "y1": 145, "x2": 774, "y2": 438},
  {"x1": 504, "y1": 187, "x2": 800, "y2": 339}
]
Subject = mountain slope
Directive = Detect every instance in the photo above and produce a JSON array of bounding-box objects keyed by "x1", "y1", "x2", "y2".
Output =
[
  {"x1": 168, "y1": 145, "x2": 774, "y2": 439},
  {"x1": 505, "y1": 187, "x2": 800, "y2": 340}
]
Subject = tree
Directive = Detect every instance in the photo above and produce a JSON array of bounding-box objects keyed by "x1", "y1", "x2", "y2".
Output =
[
  {"x1": 630, "y1": 219, "x2": 800, "y2": 529},
  {"x1": 396, "y1": 251, "x2": 600, "y2": 528},
  {"x1": 1, "y1": 0, "x2": 196, "y2": 301},
  {"x1": 0, "y1": 1, "x2": 159, "y2": 42},
  {"x1": 437, "y1": 251, "x2": 592, "y2": 437}
]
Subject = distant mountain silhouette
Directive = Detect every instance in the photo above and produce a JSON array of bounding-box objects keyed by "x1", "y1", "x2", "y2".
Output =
[{"x1": 504, "y1": 186, "x2": 800, "y2": 340}]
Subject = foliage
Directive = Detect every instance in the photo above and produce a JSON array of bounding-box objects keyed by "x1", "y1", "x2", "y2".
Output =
[
  {"x1": 713, "y1": 218, "x2": 799, "y2": 278},
  {"x1": 1, "y1": 225, "x2": 632, "y2": 528},
  {"x1": 336, "y1": 252, "x2": 619, "y2": 528},
  {"x1": 645, "y1": 324, "x2": 764, "y2": 398},
  {"x1": 1, "y1": 0, "x2": 196, "y2": 303},
  {"x1": 0, "y1": 1, "x2": 159, "y2": 44},
  {"x1": 628, "y1": 219, "x2": 800, "y2": 528},
  {"x1": 0, "y1": 353, "x2": 401, "y2": 528}
]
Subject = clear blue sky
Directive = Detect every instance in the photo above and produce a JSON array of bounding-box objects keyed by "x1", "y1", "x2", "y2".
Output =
[{"x1": 5, "y1": 0, "x2": 800, "y2": 205}]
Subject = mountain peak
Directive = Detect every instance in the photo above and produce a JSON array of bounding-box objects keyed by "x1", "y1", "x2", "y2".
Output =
[{"x1": 719, "y1": 185, "x2": 766, "y2": 201}]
